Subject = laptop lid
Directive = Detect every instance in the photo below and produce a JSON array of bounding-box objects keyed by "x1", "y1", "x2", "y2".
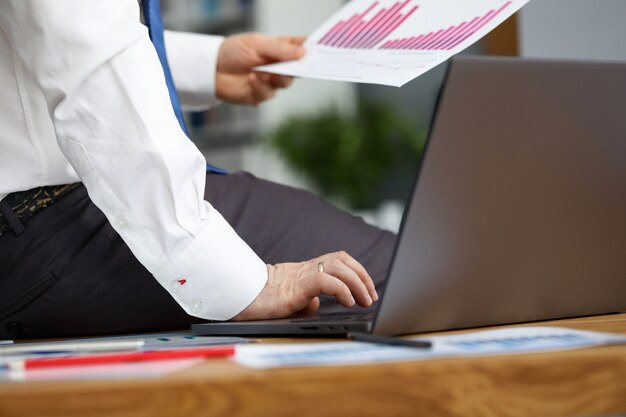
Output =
[{"x1": 373, "y1": 56, "x2": 626, "y2": 335}]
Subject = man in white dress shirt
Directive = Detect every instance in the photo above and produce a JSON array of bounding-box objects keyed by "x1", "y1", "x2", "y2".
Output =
[{"x1": 0, "y1": 1, "x2": 395, "y2": 338}]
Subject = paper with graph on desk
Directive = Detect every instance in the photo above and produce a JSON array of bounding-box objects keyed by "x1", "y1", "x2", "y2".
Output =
[
  {"x1": 256, "y1": 0, "x2": 531, "y2": 86},
  {"x1": 233, "y1": 327, "x2": 626, "y2": 369}
]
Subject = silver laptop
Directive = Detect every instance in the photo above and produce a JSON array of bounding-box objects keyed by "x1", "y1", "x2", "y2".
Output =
[{"x1": 192, "y1": 56, "x2": 626, "y2": 337}]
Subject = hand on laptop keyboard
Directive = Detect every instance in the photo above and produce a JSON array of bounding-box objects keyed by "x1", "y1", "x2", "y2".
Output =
[{"x1": 232, "y1": 251, "x2": 378, "y2": 321}]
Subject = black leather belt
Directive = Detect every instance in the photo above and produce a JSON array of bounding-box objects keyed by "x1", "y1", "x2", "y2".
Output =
[{"x1": 0, "y1": 184, "x2": 80, "y2": 237}]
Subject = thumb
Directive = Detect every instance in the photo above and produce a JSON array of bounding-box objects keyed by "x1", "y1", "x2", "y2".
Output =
[
  {"x1": 257, "y1": 36, "x2": 305, "y2": 63},
  {"x1": 295, "y1": 297, "x2": 321, "y2": 316}
]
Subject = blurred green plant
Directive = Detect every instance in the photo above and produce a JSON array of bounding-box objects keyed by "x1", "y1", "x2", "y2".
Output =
[{"x1": 269, "y1": 101, "x2": 426, "y2": 210}]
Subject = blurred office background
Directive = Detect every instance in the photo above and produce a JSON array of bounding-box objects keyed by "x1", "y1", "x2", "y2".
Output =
[{"x1": 162, "y1": 0, "x2": 626, "y2": 231}]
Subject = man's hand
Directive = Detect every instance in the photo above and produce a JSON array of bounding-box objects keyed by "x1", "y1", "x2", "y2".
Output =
[
  {"x1": 216, "y1": 33, "x2": 305, "y2": 106},
  {"x1": 233, "y1": 251, "x2": 379, "y2": 321}
]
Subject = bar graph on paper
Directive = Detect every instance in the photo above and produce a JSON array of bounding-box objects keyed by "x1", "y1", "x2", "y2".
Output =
[
  {"x1": 380, "y1": 2, "x2": 512, "y2": 50},
  {"x1": 318, "y1": 1, "x2": 419, "y2": 50},
  {"x1": 256, "y1": 0, "x2": 531, "y2": 86}
]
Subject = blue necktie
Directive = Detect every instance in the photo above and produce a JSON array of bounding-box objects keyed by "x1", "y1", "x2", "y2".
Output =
[{"x1": 143, "y1": 0, "x2": 227, "y2": 174}]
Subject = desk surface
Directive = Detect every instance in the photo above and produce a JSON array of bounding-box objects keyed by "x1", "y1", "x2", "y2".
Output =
[{"x1": 1, "y1": 314, "x2": 625, "y2": 417}]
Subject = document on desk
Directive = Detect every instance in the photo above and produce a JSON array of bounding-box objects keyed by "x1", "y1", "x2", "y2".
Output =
[
  {"x1": 0, "y1": 358, "x2": 204, "y2": 383},
  {"x1": 256, "y1": 0, "x2": 531, "y2": 87},
  {"x1": 0, "y1": 332, "x2": 248, "y2": 365},
  {"x1": 0, "y1": 333, "x2": 248, "y2": 382},
  {"x1": 234, "y1": 327, "x2": 626, "y2": 370},
  {"x1": 0, "y1": 332, "x2": 250, "y2": 380}
]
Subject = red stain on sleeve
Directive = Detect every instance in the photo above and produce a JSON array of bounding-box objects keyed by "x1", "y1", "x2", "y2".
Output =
[{"x1": 177, "y1": 279, "x2": 187, "y2": 286}]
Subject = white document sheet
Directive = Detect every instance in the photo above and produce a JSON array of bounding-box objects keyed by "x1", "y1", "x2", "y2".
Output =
[
  {"x1": 257, "y1": 0, "x2": 531, "y2": 86},
  {"x1": 0, "y1": 333, "x2": 249, "y2": 366},
  {"x1": 1, "y1": 359, "x2": 203, "y2": 383},
  {"x1": 233, "y1": 327, "x2": 626, "y2": 370}
]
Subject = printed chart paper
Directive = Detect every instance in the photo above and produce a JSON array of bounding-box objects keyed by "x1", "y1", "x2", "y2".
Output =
[
  {"x1": 256, "y1": 0, "x2": 531, "y2": 86},
  {"x1": 233, "y1": 327, "x2": 626, "y2": 369}
]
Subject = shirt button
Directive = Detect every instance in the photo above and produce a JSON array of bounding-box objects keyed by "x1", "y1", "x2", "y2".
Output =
[
  {"x1": 190, "y1": 300, "x2": 203, "y2": 313},
  {"x1": 115, "y1": 216, "x2": 128, "y2": 229}
]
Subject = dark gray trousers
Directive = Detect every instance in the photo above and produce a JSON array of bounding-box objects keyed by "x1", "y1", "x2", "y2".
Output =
[{"x1": 0, "y1": 172, "x2": 396, "y2": 339}]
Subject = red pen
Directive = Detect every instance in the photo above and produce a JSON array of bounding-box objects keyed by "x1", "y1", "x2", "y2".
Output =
[{"x1": 8, "y1": 346, "x2": 236, "y2": 371}]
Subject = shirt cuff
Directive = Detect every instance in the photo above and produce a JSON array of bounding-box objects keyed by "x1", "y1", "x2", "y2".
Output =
[
  {"x1": 164, "y1": 30, "x2": 223, "y2": 111},
  {"x1": 154, "y1": 204, "x2": 268, "y2": 321}
]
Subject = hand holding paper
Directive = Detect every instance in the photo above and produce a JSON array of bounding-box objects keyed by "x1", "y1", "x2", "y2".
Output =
[{"x1": 257, "y1": 0, "x2": 531, "y2": 86}]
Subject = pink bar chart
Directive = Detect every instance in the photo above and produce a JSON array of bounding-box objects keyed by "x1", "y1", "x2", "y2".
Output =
[
  {"x1": 317, "y1": 0, "x2": 419, "y2": 50},
  {"x1": 379, "y1": 1, "x2": 512, "y2": 50}
]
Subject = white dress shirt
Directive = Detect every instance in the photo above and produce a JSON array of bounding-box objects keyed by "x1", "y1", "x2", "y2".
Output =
[{"x1": 0, "y1": 1, "x2": 268, "y2": 320}]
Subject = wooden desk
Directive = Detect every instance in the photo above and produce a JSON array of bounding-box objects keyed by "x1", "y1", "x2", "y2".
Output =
[{"x1": 1, "y1": 314, "x2": 625, "y2": 417}]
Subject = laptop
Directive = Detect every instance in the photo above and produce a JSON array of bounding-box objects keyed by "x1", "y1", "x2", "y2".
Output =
[{"x1": 192, "y1": 56, "x2": 626, "y2": 337}]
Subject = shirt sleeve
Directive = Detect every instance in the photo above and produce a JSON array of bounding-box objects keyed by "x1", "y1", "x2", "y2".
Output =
[
  {"x1": 0, "y1": 0, "x2": 267, "y2": 321},
  {"x1": 164, "y1": 30, "x2": 223, "y2": 111}
]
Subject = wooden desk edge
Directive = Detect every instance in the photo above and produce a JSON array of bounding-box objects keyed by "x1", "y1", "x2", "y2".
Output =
[{"x1": 1, "y1": 314, "x2": 625, "y2": 417}]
